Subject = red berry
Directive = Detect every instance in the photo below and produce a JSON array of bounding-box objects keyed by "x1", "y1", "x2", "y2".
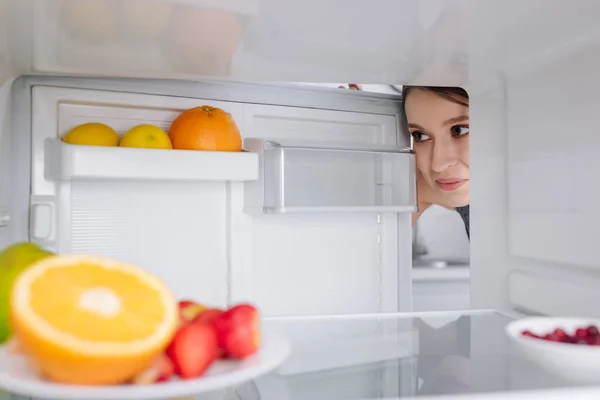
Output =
[
  {"x1": 522, "y1": 330, "x2": 537, "y2": 338},
  {"x1": 585, "y1": 336, "x2": 597, "y2": 345},
  {"x1": 519, "y1": 326, "x2": 600, "y2": 345},
  {"x1": 589, "y1": 335, "x2": 600, "y2": 346},
  {"x1": 560, "y1": 336, "x2": 575, "y2": 343},
  {"x1": 553, "y1": 329, "x2": 567, "y2": 339},
  {"x1": 193, "y1": 309, "x2": 224, "y2": 325},
  {"x1": 575, "y1": 328, "x2": 588, "y2": 338},
  {"x1": 211, "y1": 304, "x2": 261, "y2": 359},
  {"x1": 166, "y1": 321, "x2": 218, "y2": 379}
]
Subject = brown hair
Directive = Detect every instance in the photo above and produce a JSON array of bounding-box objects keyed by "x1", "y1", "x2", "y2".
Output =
[{"x1": 402, "y1": 86, "x2": 469, "y2": 107}]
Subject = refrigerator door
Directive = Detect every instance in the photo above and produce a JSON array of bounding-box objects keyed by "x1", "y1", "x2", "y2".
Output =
[{"x1": 13, "y1": 77, "x2": 415, "y2": 316}]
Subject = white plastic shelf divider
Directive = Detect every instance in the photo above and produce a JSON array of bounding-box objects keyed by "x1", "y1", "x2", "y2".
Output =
[{"x1": 45, "y1": 139, "x2": 258, "y2": 182}]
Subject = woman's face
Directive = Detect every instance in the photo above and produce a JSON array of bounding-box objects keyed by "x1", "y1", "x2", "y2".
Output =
[{"x1": 405, "y1": 89, "x2": 470, "y2": 208}]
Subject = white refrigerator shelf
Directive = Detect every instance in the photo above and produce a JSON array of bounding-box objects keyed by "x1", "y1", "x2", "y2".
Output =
[{"x1": 44, "y1": 139, "x2": 259, "y2": 182}]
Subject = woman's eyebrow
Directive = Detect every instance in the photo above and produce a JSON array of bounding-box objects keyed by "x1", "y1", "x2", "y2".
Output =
[
  {"x1": 408, "y1": 123, "x2": 426, "y2": 130},
  {"x1": 443, "y1": 115, "x2": 469, "y2": 126}
]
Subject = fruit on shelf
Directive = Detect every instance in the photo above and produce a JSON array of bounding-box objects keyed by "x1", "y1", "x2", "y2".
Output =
[
  {"x1": 178, "y1": 300, "x2": 207, "y2": 322},
  {"x1": 193, "y1": 308, "x2": 224, "y2": 325},
  {"x1": 211, "y1": 304, "x2": 261, "y2": 359},
  {"x1": 120, "y1": 124, "x2": 173, "y2": 149},
  {"x1": 10, "y1": 255, "x2": 178, "y2": 385},
  {"x1": 522, "y1": 324, "x2": 600, "y2": 345},
  {"x1": 168, "y1": 106, "x2": 242, "y2": 152},
  {"x1": 0, "y1": 243, "x2": 54, "y2": 344},
  {"x1": 166, "y1": 321, "x2": 218, "y2": 379},
  {"x1": 62, "y1": 122, "x2": 120, "y2": 147}
]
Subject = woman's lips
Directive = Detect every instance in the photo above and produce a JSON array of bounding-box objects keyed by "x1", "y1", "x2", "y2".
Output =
[{"x1": 436, "y1": 178, "x2": 469, "y2": 191}]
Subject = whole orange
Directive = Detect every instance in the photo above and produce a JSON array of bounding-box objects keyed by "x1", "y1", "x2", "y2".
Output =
[{"x1": 168, "y1": 106, "x2": 242, "y2": 152}]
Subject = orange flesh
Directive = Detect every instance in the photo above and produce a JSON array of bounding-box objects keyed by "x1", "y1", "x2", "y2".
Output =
[{"x1": 29, "y1": 263, "x2": 166, "y2": 342}]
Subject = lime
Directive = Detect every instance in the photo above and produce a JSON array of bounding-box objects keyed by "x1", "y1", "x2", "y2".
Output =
[{"x1": 0, "y1": 243, "x2": 54, "y2": 343}]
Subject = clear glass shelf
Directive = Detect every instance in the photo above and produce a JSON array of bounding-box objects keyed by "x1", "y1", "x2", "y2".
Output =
[
  {"x1": 245, "y1": 311, "x2": 584, "y2": 399},
  {"x1": 243, "y1": 139, "x2": 417, "y2": 214}
]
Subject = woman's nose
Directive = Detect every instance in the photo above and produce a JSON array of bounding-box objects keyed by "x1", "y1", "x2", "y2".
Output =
[{"x1": 431, "y1": 139, "x2": 459, "y2": 172}]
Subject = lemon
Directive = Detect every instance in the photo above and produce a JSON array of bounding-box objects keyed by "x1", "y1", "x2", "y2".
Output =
[
  {"x1": 120, "y1": 124, "x2": 173, "y2": 149},
  {"x1": 0, "y1": 243, "x2": 53, "y2": 344},
  {"x1": 63, "y1": 123, "x2": 120, "y2": 147}
]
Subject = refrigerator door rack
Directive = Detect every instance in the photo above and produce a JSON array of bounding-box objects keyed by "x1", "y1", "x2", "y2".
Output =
[
  {"x1": 44, "y1": 139, "x2": 259, "y2": 183},
  {"x1": 243, "y1": 138, "x2": 417, "y2": 215}
]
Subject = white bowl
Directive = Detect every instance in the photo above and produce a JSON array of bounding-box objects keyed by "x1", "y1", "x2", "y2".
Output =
[{"x1": 506, "y1": 317, "x2": 600, "y2": 383}]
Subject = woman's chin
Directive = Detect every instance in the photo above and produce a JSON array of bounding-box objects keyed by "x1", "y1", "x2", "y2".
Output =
[{"x1": 437, "y1": 189, "x2": 470, "y2": 208}]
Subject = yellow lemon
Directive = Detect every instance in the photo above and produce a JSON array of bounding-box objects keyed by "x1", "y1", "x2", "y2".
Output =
[
  {"x1": 10, "y1": 255, "x2": 178, "y2": 385},
  {"x1": 120, "y1": 124, "x2": 173, "y2": 149},
  {"x1": 63, "y1": 123, "x2": 119, "y2": 147}
]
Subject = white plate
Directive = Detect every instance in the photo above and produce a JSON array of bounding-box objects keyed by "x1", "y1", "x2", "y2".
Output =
[
  {"x1": 0, "y1": 332, "x2": 290, "y2": 400},
  {"x1": 506, "y1": 317, "x2": 600, "y2": 383}
]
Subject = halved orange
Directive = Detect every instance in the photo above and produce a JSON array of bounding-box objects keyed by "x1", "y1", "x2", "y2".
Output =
[{"x1": 10, "y1": 255, "x2": 178, "y2": 385}]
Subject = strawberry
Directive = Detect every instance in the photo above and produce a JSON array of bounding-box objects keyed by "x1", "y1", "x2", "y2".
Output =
[
  {"x1": 211, "y1": 304, "x2": 261, "y2": 359},
  {"x1": 193, "y1": 308, "x2": 224, "y2": 325},
  {"x1": 191, "y1": 309, "x2": 226, "y2": 358},
  {"x1": 166, "y1": 321, "x2": 218, "y2": 379}
]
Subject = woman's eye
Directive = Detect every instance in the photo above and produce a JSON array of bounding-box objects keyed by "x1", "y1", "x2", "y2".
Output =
[
  {"x1": 451, "y1": 125, "x2": 470, "y2": 137},
  {"x1": 411, "y1": 131, "x2": 431, "y2": 142}
]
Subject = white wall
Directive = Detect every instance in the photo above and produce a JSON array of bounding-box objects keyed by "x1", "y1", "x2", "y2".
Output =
[
  {"x1": 415, "y1": 205, "x2": 470, "y2": 261},
  {"x1": 412, "y1": 206, "x2": 470, "y2": 312}
]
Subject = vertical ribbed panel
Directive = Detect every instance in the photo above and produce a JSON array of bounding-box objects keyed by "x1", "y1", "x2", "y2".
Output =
[{"x1": 69, "y1": 181, "x2": 228, "y2": 307}]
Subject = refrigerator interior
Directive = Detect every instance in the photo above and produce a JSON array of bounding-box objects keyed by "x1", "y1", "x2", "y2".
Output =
[
  {"x1": 0, "y1": 0, "x2": 599, "y2": 398},
  {"x1": 0, "y1": 0, "x2": 597, "y2": 316}
]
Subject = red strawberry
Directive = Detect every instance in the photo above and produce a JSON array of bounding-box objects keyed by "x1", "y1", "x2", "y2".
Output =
[
  {"x1": 193, "y1": 309, "x2": 224, "y2": 325},
  {"x1": 211, "y1": 304, "x2": 261, "y2": 359},
  {"x1": 166, "y1": 321, "x2": 218, "y2": 379},
  {"x1": 193, "y1": 309, "x2": 226, "y2": 357}
]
